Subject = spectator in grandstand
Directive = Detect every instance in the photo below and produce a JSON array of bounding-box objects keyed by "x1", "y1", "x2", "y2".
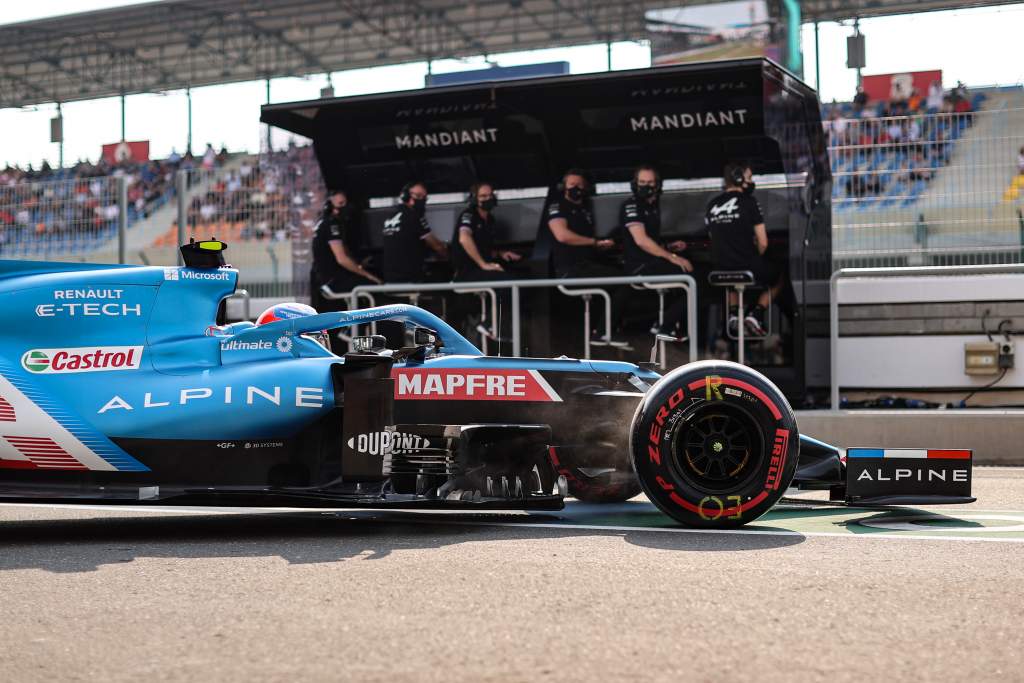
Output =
[
  {"x1": 890, "y1": 82, "x2": 909, "y2": 114},
  {"x1": 825, "y1": 111, "x2": 850, "y2": 146},
  {"x1": 1018, "y1": 146, "x2": 1024, "y2": 175},
  {"x1": 953, "y1": 81, "x2": 969, "y2": 104},
  {"x1": 450, "y1": 181, "x2": 520, "y2": 281},
  {"x1": 853, "y1": 85, "x2": 868, "y2": 112},
  {"x1": 907, "y1": 88, "x2": 923, "y2": 113},
  {"x1": 705, "y1": 162, "x2": 783, "y2": 337},
  {"x1": 311, "y1": 189, "x2": 381, "y2": 312},
  {"x1": 380, "y1": 181, "x2": 447, "y2": 283},
  {"x1": 619, "y1": 165, "x2": 692, "y2": 338},
  {"x1": 545, "y1": 169, "x2": 615, "y2": 278},
  {"x1": 845, "y1": 173, "x2": 882, "y2": 199},
  {"x1": 202, "y1": 143, "x2": 216, "y2": 170},
  {"x1": 927, "y1": 81, "x2": 944, "y2": 113}
]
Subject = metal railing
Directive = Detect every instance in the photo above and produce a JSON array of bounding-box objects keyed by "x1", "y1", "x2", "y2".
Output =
[
  {"x1": 828, "y1": 106, "x2": 1024, "y2": 268},
  {"x1": 0, "y1": 173, "x2": 130, "y2": 262},
  {"x1": 173, "y1": 148, "x2": 322, "y2": 298},
  {"x1": 338, "y1": 274, "x2": 698, "y2": 363},
  {"x1": 829, "y1": 263, "x2": 1024, "y2": 408}
]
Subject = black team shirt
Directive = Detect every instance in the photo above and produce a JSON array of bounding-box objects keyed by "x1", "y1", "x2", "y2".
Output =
[
  {"x1": 311, "y1": 207, "x2": 358, "y2": 282},
  {"x1": 619, "y1": 197, "x2": 661, "y2": 273},
  {"x1": 704, "y1": 190, "x2": 764, "y2": 271},
  {"x1": 450, "y1": 208, "x2": 495, "y2": 274},
  {"x1": 382, "y1": 204, "x2": 431, "y2": 282},
  {"x1": 546, "y1": 197, "x2": 595, "y2": 276}
]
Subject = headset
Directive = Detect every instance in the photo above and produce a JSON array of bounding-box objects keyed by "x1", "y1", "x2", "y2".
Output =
[
  {"x1": 724, "y1": 162, "x2": 749, "y2": 188},
  {"x1": 467, "y1": 181, "x2": 494, "y2": 209},
  {"x1": 630, "y1": 165, "x2": 662, "y2": 196},
  {"x1": 399, "y1": 181, "x2": 425, "y2": 204}
]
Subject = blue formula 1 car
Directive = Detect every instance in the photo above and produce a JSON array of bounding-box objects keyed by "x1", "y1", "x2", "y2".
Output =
[{"x1": 0, "y1": 241, "x2": 976, "y2": 528}]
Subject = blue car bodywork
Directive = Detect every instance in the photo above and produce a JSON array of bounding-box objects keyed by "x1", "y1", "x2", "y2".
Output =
[
  {"x1": 0, "y1": 258, "x2": 973, "y2": 524},
  {"x1": 0, "y1": 260, "x2": 667, "y2": 506}
]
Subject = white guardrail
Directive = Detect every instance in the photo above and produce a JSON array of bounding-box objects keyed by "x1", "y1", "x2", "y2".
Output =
[{"x1": 323, "y1": 274, "x2": 698, "y2": 364}]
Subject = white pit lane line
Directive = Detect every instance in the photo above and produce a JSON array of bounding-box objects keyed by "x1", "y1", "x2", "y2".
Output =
[{"x1": 4, "y1": 502, "x2": 1024, "y2": 544}]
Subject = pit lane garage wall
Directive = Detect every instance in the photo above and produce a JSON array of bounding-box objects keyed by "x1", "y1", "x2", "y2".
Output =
[
  {"x1": 261, "y1": 57, "x2": 832, "y2": 402},
  {"x1": 837, "y1": 273, "x2": 1024, "y2": 393}
]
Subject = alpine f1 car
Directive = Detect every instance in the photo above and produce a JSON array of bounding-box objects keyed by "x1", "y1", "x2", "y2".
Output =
[{"x1": 0, "y1": 240, "x2": 975, "y2": 528}]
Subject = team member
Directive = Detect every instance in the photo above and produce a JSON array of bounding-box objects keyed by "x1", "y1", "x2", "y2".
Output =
[
  {"x1": 450, "y1": 181, "x2": 521, "y2": 281},
  {"x1": 310, "y1": 189, "x2": 381, "y2": 313},
  {"x1": 619, "y1": 165, "x2": 693, "y2": 337},
  {"x1": 704, "y1": 162, "x2": 782, "y2": 336},
  {"x1": 545, "y1": 169, "x2": 615, "y2": 278},
  {"x1": 381, "y1": 181, "x2": 448, "y2": 283}
]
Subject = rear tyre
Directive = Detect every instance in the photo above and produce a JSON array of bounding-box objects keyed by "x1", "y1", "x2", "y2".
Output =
[{"x1": 629, "y1": 360, "x2": 799, "y2": 528}]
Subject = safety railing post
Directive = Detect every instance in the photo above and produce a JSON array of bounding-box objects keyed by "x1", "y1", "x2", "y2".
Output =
[
  {"x1": 117, "y1": 175, "x2": 127, "y2": 264},
  {"x1": 346, "y1": 274, "x2": 697, "y2": 364},
  {"x1": 175, "y1": 169, "x2": 187, "y2": 265},
  {"x1": 511, "y1": 285, "x2": 521, "y2": 357}
]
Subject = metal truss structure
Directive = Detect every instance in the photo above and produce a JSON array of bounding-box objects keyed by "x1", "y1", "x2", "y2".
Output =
[{"x1": 0, "y1": 0, "x2": 1017, "y2": 109}]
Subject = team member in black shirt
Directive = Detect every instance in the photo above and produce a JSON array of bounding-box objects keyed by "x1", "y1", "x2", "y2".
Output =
[
  {"x1": 704, "y1": 162, "x2": 782, "y2": 336},
  {"x1": 381, "y1": 181, "x2": 448, "y2": 283},
  {"x1": 545, "y1": 169, "x2": 615, "y2": 278},
  {"x1": 310, "y1": 190, "x2": 382, "y2": 312},
  {"x1": 450, "y1": 181, "x2": 521, "y2": 281},
  {"x1": 619, "y1": 165, "x2": 693, "y2": 337}
]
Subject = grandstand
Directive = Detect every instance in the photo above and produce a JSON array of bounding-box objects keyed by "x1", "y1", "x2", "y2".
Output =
[
  {"x1": 0, "y1": 151, "x2": 227, "y2": 259},
  {"x1": 829, "y1": 84, "x2": 1024, "y2": 268},
  {"x1": 1, "y1": 0, "x2": 1022, "y2": 288}
]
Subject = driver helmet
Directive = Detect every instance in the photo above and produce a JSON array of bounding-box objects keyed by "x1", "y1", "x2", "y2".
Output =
[{"x1": 256, "y1": 302, "x2": 331, "y2": 351}]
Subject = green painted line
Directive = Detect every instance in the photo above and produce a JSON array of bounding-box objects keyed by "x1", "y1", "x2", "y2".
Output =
[{"x1": 539, "y1": 501, "x2": 1024, "y2": 540}]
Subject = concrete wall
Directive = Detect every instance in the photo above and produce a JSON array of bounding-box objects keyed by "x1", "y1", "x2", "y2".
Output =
[{"x1": 797, "y1": 409, "x2": 1024, "y2": 465}]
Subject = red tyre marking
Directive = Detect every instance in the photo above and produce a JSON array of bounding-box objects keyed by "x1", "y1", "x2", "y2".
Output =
[
  {"x1": 669, "y1": 490, "x2": 769, "y2": 517},
  {"x1": 765, "y1": 428, "x2": 790, "y2": 491},
  {"x1": 687, "y1": 377, "x2": 782, "y2": 420}
]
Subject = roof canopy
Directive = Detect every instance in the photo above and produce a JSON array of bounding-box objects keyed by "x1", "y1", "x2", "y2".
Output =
[
  {"x1": 261, "y1": 58, "x2": 830, "y2": 198},
  {"x1": 1, "y1": 0, "x2": 1014, "y2": 108}
]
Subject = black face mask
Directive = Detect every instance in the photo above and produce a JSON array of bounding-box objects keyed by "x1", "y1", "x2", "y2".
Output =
[
  {"x1": 635, "y1": 184, "x2": 657, "y2": 200},
  {"x1": 479, "y1": 197, "x2": 498, "y2": 211},
  {"x1": 566, "y1": 186, "x2": 586, "y2": 202},
  {"x1": 411, "y1": 197, "x2": 427, "y2": 214},
  {"x1": 743, "y1": 181, "x2": 756, "y2": 195}
]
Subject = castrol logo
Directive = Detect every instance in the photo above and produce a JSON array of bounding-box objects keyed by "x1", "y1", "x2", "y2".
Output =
[{"x1": 21, "y1": 346, "x2": 143, "y2": 374}]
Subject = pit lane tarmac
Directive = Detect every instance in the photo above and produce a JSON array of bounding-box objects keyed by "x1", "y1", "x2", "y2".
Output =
[
  {"x1": 6, "y1": 473, "x2": 1024, "y2": 544},
  {"x1": 1, "y1": 468, "x2": 1022, "y2": 683}
]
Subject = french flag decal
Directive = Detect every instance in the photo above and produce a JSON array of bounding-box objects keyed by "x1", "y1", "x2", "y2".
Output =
[{"x1": 846, "y1": 448, "x2": 972, "y2": 459}]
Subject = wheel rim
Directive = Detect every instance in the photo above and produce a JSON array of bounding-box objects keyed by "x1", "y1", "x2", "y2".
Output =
[{"x1": 668, "y1": 402, "x2": 764, "y2": 493}]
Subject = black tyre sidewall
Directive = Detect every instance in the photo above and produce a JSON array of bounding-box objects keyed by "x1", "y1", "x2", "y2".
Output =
[{"x1": 630, "y1": 360, "x2": 799, "y2": 528}]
